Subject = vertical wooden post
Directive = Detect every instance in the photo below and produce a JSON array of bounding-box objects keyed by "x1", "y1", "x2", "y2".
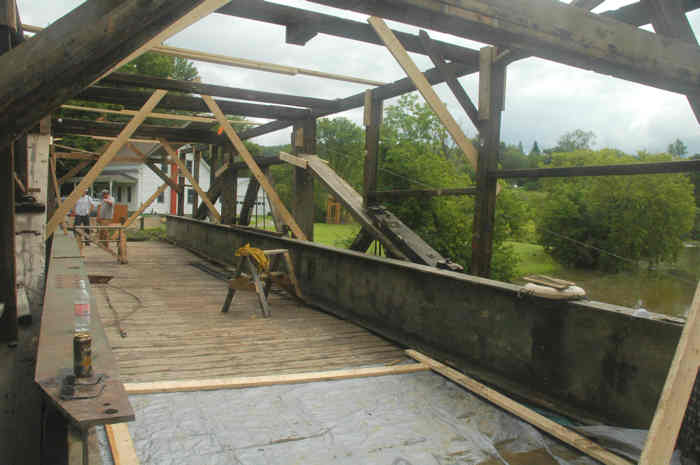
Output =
[
  {"x1": 192, "y1": 148, "x2": 201, "y2": 216},
  {"x1": 471, "y1": 47, "x2": 505, "y2": 278},
  {"x1": 0, "y1": 138, "x2": 17, "y2": 341},
  {"x1": 363, "y1": 89, "x2": 383, "y2": 208},
  {"x1": 221, "y1": 150, "x2": 237, "y2": 225},
  {"x1": 292, "y1": 118, "x2": 316, "y2": 241},
  {"x1": 0, "y1": 6, "x2": 18, "y2": 341},
  {"x1": 177, "y1": 150, "x2": 185, "y2": 216},
  {"x1": 118, "y1": 229, "x2": 128, "y2": 264}
]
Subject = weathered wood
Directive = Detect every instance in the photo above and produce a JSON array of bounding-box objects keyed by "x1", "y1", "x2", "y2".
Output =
[
  {"x1": 49, "y1": 151, "x2": 67, "y2": 233},
  {"x1": 101, "y1": 72, "x2": 340, "y2": 110},
  {"x1": 198, "y1": 0, "x2": 700, "y2": 145},
  {"x1": 153, "y1": 43, "x2": 386, "y2": 86},
  {"x1": 105, "y1": 423, "x2": 139, "y2": 465},
  {"x1": 161, "y1": 138, "x2": 221, "y2": 223},
  {"x1": 0, "y1": 0, "x2": 222, "y2": 150},
  {"x1": 125, "y1": 363, "x2": 429, "y2": 394},
  {"x1": 369, "y1": 17, "x2": 480, "y2": 172},
  {"x1": 238, "y1": 177, "x2": 260, "y2": 226},
  {"x1": 127, "y1": 142, "x2": 183, "y2": 193},
  {"x1": 471, "y1": 47, "x2": 504, "y2": 278},
  {"x1": 218, "y1": 0, "x2": 481, "y2": 65},
  {"x1": 368, "y1": 187, "x2": 476, "y2": 201},
  {"x1": 62, "y1": 102, "x2": 234, "y2": 125},
  {"x1": 648, "y1": 0, "x2": 700, "y2": 123},
  {"x1": 363, "y1": 90, "x2": 382, "y2": 207},
  {"x1": 46, "y1": 90, "x2": 167, "y2": 238},
  {"x1": 418, "y1": 29, "x2": 480, "y2": 130},
  {"x1": 202, "y1": 95, "x2": 308, "y2": 240},
  {"x1": 314, "y1": 0, "x2": 700, "y2": 97},
  {"x1": 0, "y1": 133, "x2": 16, "y2": 341},
  {"x1": 78, "y1": 86, "x2": 309, "y2": 120},
  {"x1": 220, "y1": 152, "x2": 236, "y2": 225},
  {"x1": 492, "y1": 159, "x2": 700, "y2": 178},
  {"x1": 303, "y1": 155, "x2": 407, "y2": 259},
  {"x1": 118, "y1": 229, "x2": 128, "y2": 264},
  {"x1": 639, "y1": 282, "x2": 700, "y2": 465},
  {"x1": 279, "y1": 151, "x2": 308, "y2": 169},
  {"x1": 292, "y1": 119, "x2": 316, "y2": 241},
  {"x1": 36, "y1": 233, "x2": 134, "y2": 429},
  {"x1": 54, "y1": 152, "x2": 98, "y2": 160},
  {"x1": 407, "y1": 350, "x2": 634, "y2": 465}
]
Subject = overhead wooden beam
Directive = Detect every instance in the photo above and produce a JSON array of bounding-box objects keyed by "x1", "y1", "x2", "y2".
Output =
[
  {"x1": 639, "y1": 282, "x2": 700, "y2": 465},
  {"x1": 127, "y1": 142, "x2": 183, "y2": 193},
  {"x1": 61, "y1": 103, "x2": 264, "y2": 125},
  {"x1": 312, "y1": 0, "x2": 700, "y2": 97},
  {"x1": 53, "y1": 118, "x2": 224, "y2": 146},
  {"x1": 222, "y1": 0, "x2": 699, "y2": 144},
  {"x1": 647, "y1": 0, "x2": 700, "y2": 123},
  {"x1": 491, "y1": 159, "x2": 700, "y2": 178},
  {"x1": 101, "y1": 72, "x2": 340, "y2": 110},
  {"x1": 54, "y1": 152, "x2": 97, "y2": 160},
  {"x1": 369, "y1": 16, "x2": 480, "y2": 172},
  {"x1": 152, "y1": 44, "x2": 386, "y2": 87},
  {"x1": 368, "y1": 187, "x2": 476, "y2": 201},
  {"x1": 99, "y1": 0, "x2": 232, "y2": 80},
  {"x1": 160, "y1": 138, "x2": 222, "y2": 223},
  {"x1": 46, "y1": 90, "x2": 167, "y2": 238},
  {"x1": 216, "y1": 0, "x2": 481, "y2": 65},
  {"x1": 77, "y1": 86, "x2": 309, "y2": 120},
  {"x1": 407, "y1": 350, "x2": 634, "y2": 465},
  {"x1": 0, "y1": 0, "x2": 226, "y2": 150},
  {"x1": 53, "y1": 143, "x2": 99, "y2": 155},
  {"x1": 418, "y1": 30, "x2": 480, "y2": 130},
  {"x1": 202, "y1": 95, "x2": 308, "y2": 240}
]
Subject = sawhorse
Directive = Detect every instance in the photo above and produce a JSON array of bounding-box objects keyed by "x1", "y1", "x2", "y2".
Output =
[{"x1": 221, "y1": 248, "x2": 302, "y2": 317}]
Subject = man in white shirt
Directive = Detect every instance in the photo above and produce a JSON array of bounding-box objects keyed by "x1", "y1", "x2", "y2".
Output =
[{"x1": 74, "y1": 190, "x2": 96, "y2": 245}]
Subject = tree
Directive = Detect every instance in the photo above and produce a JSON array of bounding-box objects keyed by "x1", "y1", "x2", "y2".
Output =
[
  {"x1": 537, "y1": 149, "x2": 695, "y2": 270},
  {"x1": 529, "y1": 141, "x2": 541, "y2": 156},
  {"x1": 668, "y1": 138, "x2": 688, "y2": 158},
  {"x1": 377, "y1": 95, "x2": 523, "y2": 280},
  {"x1": 554, "y1": 129, "x2": 596, "y2": 152},
  {"x1": 118, "y1": 52, "x2": 200, "y2": 81}
]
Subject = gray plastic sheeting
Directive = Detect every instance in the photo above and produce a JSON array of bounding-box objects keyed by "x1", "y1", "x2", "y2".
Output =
[{"x1": 105, "y1": 371, "x2": 615, "y2": 465}]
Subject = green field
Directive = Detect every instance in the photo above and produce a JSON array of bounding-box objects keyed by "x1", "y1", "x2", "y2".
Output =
[
  {"x1": 313, "y1": 223, "x2": 361, "y2": 248},
  {"x1": 506, "y1": 240, "x2": 562, "y2": 277}
]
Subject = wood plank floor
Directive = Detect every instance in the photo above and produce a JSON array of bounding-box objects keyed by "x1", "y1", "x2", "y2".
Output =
[{"x1": 83, "y1": 240, "x2": 405, "y2": 383}]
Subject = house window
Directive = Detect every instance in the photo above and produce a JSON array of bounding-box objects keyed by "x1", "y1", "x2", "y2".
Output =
[
  {"x1": 127, "y1": 186, "x2": 132, "y2": 203},
  {"x1": 187, "y1": 188, "x2": 195, "y2": 205},
  {"x1": 157, "y1": 191, "x2": 165, "y2": 204},
  {"x1": 186, "y1": 160, "x2": 193, "y2": 172},
  {"x1": 116, "y1": 186, "x2": 122, "y2": 202}
]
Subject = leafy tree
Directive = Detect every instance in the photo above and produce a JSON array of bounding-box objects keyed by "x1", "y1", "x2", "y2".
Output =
[
  {"x1": 537, "y1": 149, "x2": 695, "y2": 270},
  {"x1": 377, "y1": 95, "x2": 522, "y2": 280},
  {"x1": 668, "y1": 138, "x2": 688, "y2": 158},
  {"x1": 554, "y1": 129, "x2": 596, "y2": 152},
  {"x1": 118, "y1": 52, "x2": 200, "y2": 81},
  {"x1": 690, "y1": 153, "x2": 700, "y2": 239}
]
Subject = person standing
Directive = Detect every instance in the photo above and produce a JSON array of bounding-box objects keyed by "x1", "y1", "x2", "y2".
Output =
[
  {"x1": 97, "y1": 189, "x2": 115, "y2": 246},
  {"x1": 73, "y1": 190, "x2": 97, "y2": 245}
]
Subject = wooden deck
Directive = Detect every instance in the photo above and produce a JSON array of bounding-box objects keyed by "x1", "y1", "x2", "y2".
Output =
[{"x1": 83, "y1": 240, "x2": 405, "y2": 383}]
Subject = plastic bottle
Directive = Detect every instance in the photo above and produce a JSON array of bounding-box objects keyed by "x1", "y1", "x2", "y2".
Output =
[{"x1": 74, "y1": 280, "x2": 91, "y2": 333}]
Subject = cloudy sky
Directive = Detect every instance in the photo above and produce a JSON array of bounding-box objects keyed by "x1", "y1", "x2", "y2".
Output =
[{"x1": 18, "y1": 0, "x2": 700, "y2": 154}]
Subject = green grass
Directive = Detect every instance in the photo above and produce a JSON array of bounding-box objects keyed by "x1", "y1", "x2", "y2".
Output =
[
  {"x1": 313, "y1": 223, "x2": 361, "y2": 248},
  {"x1": 126, "y1": 226, "x2": 166, "y2": 242},
  {"x1": 506, "y1": 240, "x2": 562, "y2": 277}
]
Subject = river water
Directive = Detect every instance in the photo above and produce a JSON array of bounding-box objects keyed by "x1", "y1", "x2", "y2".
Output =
[{"x1": 536, "y1": 243, "x2": 699, "y2": 318}]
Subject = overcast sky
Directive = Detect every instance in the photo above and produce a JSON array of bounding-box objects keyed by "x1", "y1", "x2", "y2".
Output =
[{"x1": 18, "y1": 0, "x2": 700, "y2": 154}]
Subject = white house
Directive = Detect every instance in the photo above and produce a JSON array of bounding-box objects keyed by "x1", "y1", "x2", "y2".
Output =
[{"x1": 68, "y1": 143, "x2": 270, "y2": 218}]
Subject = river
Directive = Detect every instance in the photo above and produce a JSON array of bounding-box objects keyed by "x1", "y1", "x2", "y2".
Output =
[{"x1": 537, "y1": 242, "x2": 699, "y2": 318}]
